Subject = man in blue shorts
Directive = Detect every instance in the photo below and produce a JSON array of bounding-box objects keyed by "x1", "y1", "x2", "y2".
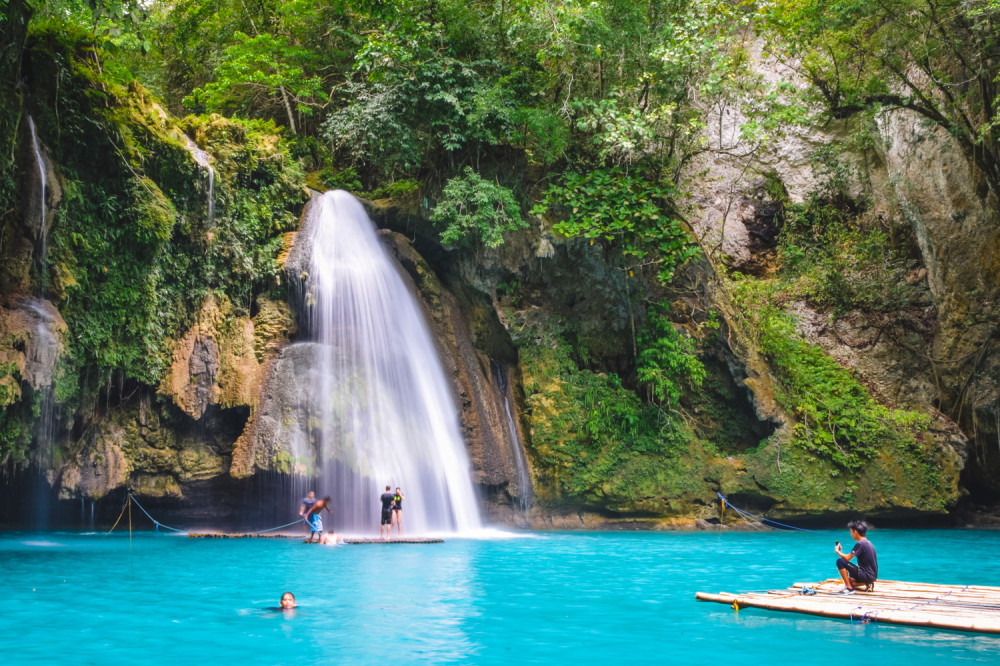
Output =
[
  {"x1": 304, "y1": 496, "x2": 332, "y2": 543},
  {"x1": 835, "y1": 519, "x2": 878, "y2": 593}
]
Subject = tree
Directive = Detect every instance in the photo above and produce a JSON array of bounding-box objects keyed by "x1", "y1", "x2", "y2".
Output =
[{"x1": 767, "y1": 0, "x2": 1000, "y2": 204}]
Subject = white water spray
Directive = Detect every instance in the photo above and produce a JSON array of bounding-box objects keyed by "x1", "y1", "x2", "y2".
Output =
[
  {"x1": 183, "y1": 136, "x2": 214, "y2": 224},
  {"x1": 492, "y1": 360, "x2": 532, "y2": 512},
  {"x1": 302, "y1": 190, "x2": 482, "y2": 534},
  {"x1": 27, "y1": 116, "x2": 48, "y2": 272}
]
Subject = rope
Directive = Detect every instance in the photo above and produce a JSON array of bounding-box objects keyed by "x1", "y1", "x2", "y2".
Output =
[
  {"x1": 245, "y1": 518, "x2": 310, "y2": 535},
  {"x1": 103, "y1": 494, "x2": 129, "y2": 536},
  {"x1": 108, "y1": 493, "x2": 317, "y2": 537},
  {"x1": 717, "y1": 493, "x2": 835, "y2": 535},
  {"x1": 128, "y1": 493, "x2": 187, "y2": 534}
]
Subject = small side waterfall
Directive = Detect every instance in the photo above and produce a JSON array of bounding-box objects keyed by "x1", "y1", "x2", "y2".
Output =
[
  {"x1": 24, "y1": 298, "x2": 59, "y2": 528},
  {"x1": 27, "y1": 116, "x2": 48, "y2": 282},
  {"x1": 491, "y1": 360, "x2": 533, "y2": 512},
  {"x1": 183, "y1": 136, "x2": 214, "y2": 224},
  {"x1": 300, "y1": 190, "x2": 482, "y2": 534}
]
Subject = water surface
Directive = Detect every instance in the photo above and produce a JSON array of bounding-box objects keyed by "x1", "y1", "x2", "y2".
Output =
[{"x1": 1, "y1": 529, "x2": 997, "y2": 664}]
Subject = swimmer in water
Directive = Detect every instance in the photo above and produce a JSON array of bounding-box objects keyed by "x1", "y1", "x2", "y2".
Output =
[{"x1": 280, "y1": 592, "x2": 296, "y2": 609}]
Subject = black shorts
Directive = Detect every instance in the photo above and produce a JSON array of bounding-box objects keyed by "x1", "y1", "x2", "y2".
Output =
[
  {"x1": 381, "y1": 509, "x2": 392, "y2": 525},
  {"x1": 836, "y1": 558, "x2": 875, "y2": 584}
]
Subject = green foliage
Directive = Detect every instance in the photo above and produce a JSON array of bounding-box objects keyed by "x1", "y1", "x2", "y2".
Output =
[
  {"x1": 730, "y1": 278, "x2": 931, "y2": 470},
  {"x1": 184, "y1": 32, "x2": 325, "y2": 131},
  {"x1": 430, "y1": 167, "x2": 526, "y2": 248},
  {"x1": 534, "y1": 167, "x2": 699, "y2": 282},
  {"x1": 636, "y1": 305, "x2": 707, "y2": 407},
  {"x1": 29, "y1": 30, "x2": 303, "y2": 399},
  {"x1": 511, "y1": 312, "x2": 695, "y2": 506},
  {"x1": 765, "y1": 0, "x2": 1000, "y2": 198},
  {"x1": 364, "y1": 178, "x2": 420, "y2": 200}
]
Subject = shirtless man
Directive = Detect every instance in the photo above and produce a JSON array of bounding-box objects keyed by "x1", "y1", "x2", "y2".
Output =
[{"x1": 303, "y1": 496, "x2": 332, "y2": 543}]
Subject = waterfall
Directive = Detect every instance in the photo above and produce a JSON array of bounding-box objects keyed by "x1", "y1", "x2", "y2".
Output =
[
  {"x1": 183, "y1": 136, "x2": 214, "y2": 224},
  {"x1": 24, "y1": 298, "x2": 59, "y2": 528},
  {"x1": 27, "y1": 116, "x2": 48, "y2": 280},
  {"x1": 301, "y1": 190, "x2": 482, "y2": 534},
  {"x1": 206, "y1": 166, "x2": 214, "y2": 224},
  {"x1": 491, "y1": 360, "x2": 533, "y2": 512}
]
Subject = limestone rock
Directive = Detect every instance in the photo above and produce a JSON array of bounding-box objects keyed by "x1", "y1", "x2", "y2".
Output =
[
  {"x1": 230, "y1": 342, "x2": 320, "y2": 479},
  {"x1": 59, "y1": 423, "x2": 129, "y2": 500},
  {"x1": 0, "y1": 296, "x2": 66, "y2": 404},
  {"x1": 159, "y1": 293, "x2": 262, "y2": 419}
]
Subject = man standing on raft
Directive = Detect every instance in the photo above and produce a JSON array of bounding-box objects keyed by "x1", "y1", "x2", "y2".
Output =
[
  {"x1": 835, "y1": 519, "x2": 878, "y2": 593},
  {"x1": 379, "y1": 485, "x2": 395, "y2": 540},
  {"x1": 304, "y1": 496, "x2": 332, "y2": 543},
  {"x1": 299, "y1": 491, "x2": 316, "y2": 537}
]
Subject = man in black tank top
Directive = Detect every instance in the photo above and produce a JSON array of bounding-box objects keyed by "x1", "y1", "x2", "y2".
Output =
[
  {"x1": 391, "y1": 487, "x2": 404, "y2": 536},
  {"x1": 380, "y1": 485, "x2": 395, "y2": 540}
]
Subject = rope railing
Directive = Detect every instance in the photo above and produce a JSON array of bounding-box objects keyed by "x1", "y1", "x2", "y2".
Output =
[
  {"x1": 717, "y1": 492, "x2": 835, "y2": 535},
  {"x1": 101, "y1": 491, "x2": 310, "y2": 537}
]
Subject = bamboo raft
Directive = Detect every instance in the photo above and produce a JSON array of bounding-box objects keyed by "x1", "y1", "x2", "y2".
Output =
[
  {"x1": 187, "y1": 532, "x2": 442, "y2": 544},
  {"x1": 696, "y1": 579, "x2": 1000, "y2": 634}
]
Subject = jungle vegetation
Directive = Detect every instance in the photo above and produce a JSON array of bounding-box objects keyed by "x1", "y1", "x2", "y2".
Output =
[{"x1": 1, "y1": 0, "x2": 998, "y2": 505}]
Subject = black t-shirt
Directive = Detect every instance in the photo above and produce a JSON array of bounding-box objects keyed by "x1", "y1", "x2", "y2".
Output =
[
  {"x1": 850, "y1": 539, "x2": 878, "y2": 581},
  {"x1": 393, "y1": 494, "x2": 402, "y2": 510},
  {"x1": 380, "y1": 492, "x2": 395, "y2": 512}
]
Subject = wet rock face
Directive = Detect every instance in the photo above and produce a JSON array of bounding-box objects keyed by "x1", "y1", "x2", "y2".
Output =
[
  {"x1": 60, "y1": 423, "x2": 129, "y2": 500},
  {"x1": 873, "y1": 111, "x2": 1000, "y2": 497},
  {"x1": 379, "y1": 230, "x2": 531, "y2": 508},
  {"x1": 0, "y1": 296, "x2": 66, "y2": 402},
  {"x1": 159, "y1": 294, "x2": 269, "y2": 420},
  {"x1": 230, "y1": 342, "x2": 320, "y2": 478}
]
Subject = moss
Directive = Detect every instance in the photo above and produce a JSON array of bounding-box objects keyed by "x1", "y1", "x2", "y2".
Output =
[
  {"x1": 14, "y1": 28, "x2": 307, "y2": 430},
  {"x1": 512, "y1": 309, "x2": 723, "y2": 513}
]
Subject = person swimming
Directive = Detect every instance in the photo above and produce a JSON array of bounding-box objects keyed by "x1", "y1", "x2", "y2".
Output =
[{"x1": 280, "y1": 591, "x2": 296, "y2": 609}]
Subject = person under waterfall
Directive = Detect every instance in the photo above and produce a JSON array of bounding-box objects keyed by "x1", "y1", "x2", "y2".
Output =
[
  {"x1": 299, "y1": 491, "x2": 316, "y2": 537},
  {"x1": 380, "y1": 485, "x2": 395, "y2": 540},
  {"x1": 835, "y1": 519, "x2": 878, "y2": 593},
  {"x1": 391, "y1": 487, "x2": 405, "y2": 536},
  {"x1": 304, "y1": 496, "x2": 333, "y2": 543}
]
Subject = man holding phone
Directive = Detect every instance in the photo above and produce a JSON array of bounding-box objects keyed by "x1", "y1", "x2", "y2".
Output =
[{"x1": 835, "y1": 519, "x2": 878, "y2": 594}]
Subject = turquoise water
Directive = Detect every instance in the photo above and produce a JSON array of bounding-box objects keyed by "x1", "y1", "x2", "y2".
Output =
[{"x1": 2, "y1": 529, "x2": 999, "y2": 664}]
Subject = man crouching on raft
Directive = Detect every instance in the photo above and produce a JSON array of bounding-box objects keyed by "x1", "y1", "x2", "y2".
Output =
[
  {"x1": 304, "y1": 496, "x2": 333, "y2": 543},
  {"x1": 835, "y1": 519, "x2": 878, "y2": 594}
]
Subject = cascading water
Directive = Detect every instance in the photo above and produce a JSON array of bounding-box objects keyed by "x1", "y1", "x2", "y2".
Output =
[
  {"x1": 183, "y1": 136, "x2": 214, "y2": 224},
  {"x1": 27, "y1": 116, "x2": 48, "y2": 282},
  {"x1": 24, "y1": 298, "x2": 59, "y2": 528},
  {"x1": 299, "y1": 190, "x2": 482, "y2": 534},
  {"x1": 491, "y1": 360, "x2": 533, "y2": 512}
]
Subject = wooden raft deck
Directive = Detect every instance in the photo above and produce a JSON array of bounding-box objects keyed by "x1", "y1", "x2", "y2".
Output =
[
  {"x1": 696, "y1": 578, "x2": 1000, "y2": 634},
  {"x1": 187, "y1": 532, "x2": 442, "y2": 544}
]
